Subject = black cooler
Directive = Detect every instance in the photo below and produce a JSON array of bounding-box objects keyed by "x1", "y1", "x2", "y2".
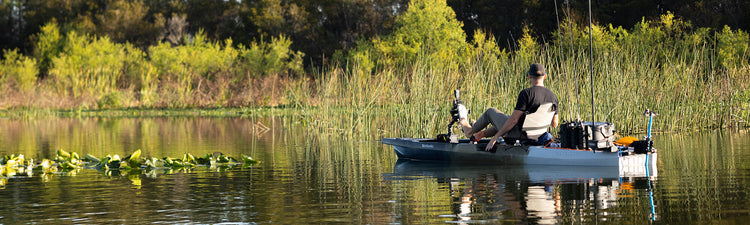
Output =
[{"x1": 559, "y1": 121, "x2": 616, "y2": 151}]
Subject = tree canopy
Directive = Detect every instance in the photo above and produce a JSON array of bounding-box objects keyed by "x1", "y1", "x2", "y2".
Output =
[{"x1": 1, "y1": 0, "x2": 749, "y2": 66}]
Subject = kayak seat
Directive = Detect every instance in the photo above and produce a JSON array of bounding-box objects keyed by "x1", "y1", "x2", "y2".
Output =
[{"x1": 521, "y1": 103, "x2": 555, "y2": 141}]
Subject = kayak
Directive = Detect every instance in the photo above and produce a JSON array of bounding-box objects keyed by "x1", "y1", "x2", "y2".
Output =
[
  {"x1": 382, "y1": 137, "x2": 657, "y2": 175},
  {"x1": 383, "y1": 159, "x2": 641, "y2": 182},
  {"x1": 383, "y1": 90, "x2": 659, "y2": 173}
]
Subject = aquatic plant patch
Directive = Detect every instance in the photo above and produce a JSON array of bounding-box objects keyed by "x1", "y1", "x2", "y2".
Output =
[{"x1": 0, "y1": 149, "x2": 260, "y2": 187}]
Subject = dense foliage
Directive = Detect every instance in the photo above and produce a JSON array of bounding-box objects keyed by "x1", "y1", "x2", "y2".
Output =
[
  {"x1": 0, "y1": 0, "x2": 748, "y2": 130},
  {"x1": 2, "y1": 0, "x2": 749, "y2": 63}
]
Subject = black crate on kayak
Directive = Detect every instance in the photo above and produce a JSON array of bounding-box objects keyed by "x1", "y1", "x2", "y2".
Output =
[
  {"x1": 560, "y1": 122, "x2": 586, "y2": 149},
  {"x1": 559, "y1": 121, "x2": 616, "y2": 150},
  {"x1": 631, "y1": 140, "x2": 653, "y2": 154}
]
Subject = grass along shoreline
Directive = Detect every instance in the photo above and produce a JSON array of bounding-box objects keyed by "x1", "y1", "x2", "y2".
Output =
[
  {"x1": 1, "y1": 13, "x2": 748, "y2": 134},
  {"x1": 0, "y1": 107, "x2": 289, "y2": 119}
]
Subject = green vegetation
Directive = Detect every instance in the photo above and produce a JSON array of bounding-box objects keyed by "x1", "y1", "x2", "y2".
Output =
[
  {"x1": 369, "y1": 0, "x2": 467, "y2": 68},
  {"x1": 304, "y1": 10, "x2": 750, "y2": 136},
  {"x1": 0, "y1": 49, "x2": 37, "y2": 91},
  {"x1": 0, "y1": 0, "x2": 748, "y2": 133},
  {"x1": 0, "y1": 149, "x2": 260, "y2": 187},
  {"x1": 0, "y1": 107, "x2": 286, "y2": 119}
]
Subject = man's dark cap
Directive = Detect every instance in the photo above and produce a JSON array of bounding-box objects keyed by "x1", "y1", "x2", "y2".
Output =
[{"x1": 527, "y1": 63, "x2": 546, "y2": 76}]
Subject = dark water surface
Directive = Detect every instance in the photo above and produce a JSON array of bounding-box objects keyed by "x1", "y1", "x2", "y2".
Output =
[{"x1": 0, "y1": 117, "x2": 749, "y2": 224}]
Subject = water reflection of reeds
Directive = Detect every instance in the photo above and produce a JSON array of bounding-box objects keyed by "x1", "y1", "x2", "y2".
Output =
[
  {"x1": 653, "y1": 131, "x2": 750, "y2": 223},
  {"x1": 0, "y1": 117, "x2": 279, "y2": 158},
  {"x1": 2, "y1": 117, "x2": 748, "y2": 223}
]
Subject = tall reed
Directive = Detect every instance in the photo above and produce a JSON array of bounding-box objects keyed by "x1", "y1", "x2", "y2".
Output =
[
  {"x1": 299, "y1": 20, "x2": 749, "y2": 139},
  {"x1": 1, "y1": 13, "x2": 747, "y2": 136}
]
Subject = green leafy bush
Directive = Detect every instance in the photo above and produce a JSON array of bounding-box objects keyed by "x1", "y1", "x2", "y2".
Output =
[
  {"x1": 149, "y1": 31, "x2": 238, "y2": 80},
  {"x1": 49, "y1": 31, "x2": 131, "y2": 97},
  {"x1": 370, "y1": 0, "x2": 468, "y2": 69},
  {"x1": 148, "y1": 31, "x2": 240, "y2": 106},
  {"x1": 1, "y1": 49, "x2": 38, "y2": 90},
  {"x1": 237, "y1": 35, "x2": 304, "y2": 79},
  {"x1": 517, "y1": 27, "x2": 539, "y2": 63},
  {"x1": 716, "y1": 25, "x2": 749, "y2": 69},
  {"x1": 34, "y1": 22, "x2": 64, "y2": 77},
  {"x1": 97, "y1": 91, "x2": 124, "y2": 109},
  {"x1": 347, "y1": 39, "x2": 376, "y2": 75},
  {"x1": 181, "y1": 33, "x2": 237, "y2": 79},
  {"x1": 468, "y1": 30, "x2": 506, "y2": 66}
]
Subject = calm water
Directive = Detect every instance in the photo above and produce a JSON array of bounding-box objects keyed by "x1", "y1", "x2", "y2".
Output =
[{"x1": 0, "y1": 117, "x2": 749, "y2": 224}]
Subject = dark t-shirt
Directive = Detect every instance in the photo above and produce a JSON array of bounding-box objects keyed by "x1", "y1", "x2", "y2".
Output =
[{"x1": 514, "y1": 86, "x2": 558, "y2": 126}]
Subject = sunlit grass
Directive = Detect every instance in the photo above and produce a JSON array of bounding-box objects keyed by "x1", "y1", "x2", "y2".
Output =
[
  {"x1": 1, "y1": 14, "x2": 748, "y2": 136},
  {"x1": 298, "y1": 38, "x2": 748, "y2": 139}
]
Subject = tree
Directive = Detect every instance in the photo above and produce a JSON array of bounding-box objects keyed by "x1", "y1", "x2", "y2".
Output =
[
  {"x1": 184, "y1": 0, "x2": 244, "y2": 42},
  {"x1": 97, "y1": 0, "x2": 163, "y2": 49},
  {"x1": 0, "y1": 1, "x2": 24, "y2": 52},
  {"x1": 311, "y1": 0, "x2": 407, "y2": 63},
  {"x1": 240, "y1": 0, "x2": 407, "y2": 66},
  {"x1": 22, "y1": 0, "x2": 106, "y2": 50},
  {"x1": 448, "y1": 0, "x2": 525, "y2": 49},
  {"x1": 372, "y1": 0, "x2": 468, "y2": 67}
]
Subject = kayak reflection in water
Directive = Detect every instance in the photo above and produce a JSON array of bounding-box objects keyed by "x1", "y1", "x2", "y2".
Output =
[
  {"x1": 445, "y1": 174, "x2": 627, "y2": 224},
  {"x1": 388, "y1": 161, "x2": 657, "y2": 223}
]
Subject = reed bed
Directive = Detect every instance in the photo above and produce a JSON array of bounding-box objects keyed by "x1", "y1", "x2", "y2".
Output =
[
  {"x1": 298, "y1": 26, "x2": 749, "y2": 139},
  {"x1": 1, "y1": 13, "x2": 748, "y2": 138}
]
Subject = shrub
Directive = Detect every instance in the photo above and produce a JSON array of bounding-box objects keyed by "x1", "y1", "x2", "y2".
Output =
[
  {"x1": 517, "y1": 27, "x2": 539, "y2": 63},
  {"x1": 49, "y1": 31, "x2": 128, "y2": 97},
  {"x1": 34, "y1": 22, "x2": 64, "y2": 77},
  {"x1": 147, "y1": 31, "x2": 241, "y2": 107},
  {"x1": 150, "y1": 30, "x2": 238, "y2": 79},
  {"x1": 468, "y1": 30, "x2": 506, "y2": 65},
  {"x1": 181, "y1": 33, "x2": 237, "y2": 79},
  {"x1": 629, "y1": 18, "x2": 666, "y2": 48},
  {"x1": 370, "y1": 0, "x2": 468, "y2": 69},
  {"x1": 0, "y1": 49, "x2": 38, "y2": 90},
  {"x1": 716, "y1": 25, "x2": 749, "y2": 69},
  {"x1": 97, "y1": 91, "x2": 124, "y2": 109},
  {"x1": 148, "y1": 40, "x2": 193, "y2": 104},
  {"x1": 237, "y1": 35, "x2": 304, "y2": 79},
  {"x1": 120, "y1": 45, "x2": 152, "y2": 92},
  {"x1": 347, "y1": 39, "x2": 376, "y2": 75}
]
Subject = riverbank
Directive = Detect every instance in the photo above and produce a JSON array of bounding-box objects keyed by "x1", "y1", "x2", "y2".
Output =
[{"x1": 1, "y1": 13, "x2": 748, "y2": 133}]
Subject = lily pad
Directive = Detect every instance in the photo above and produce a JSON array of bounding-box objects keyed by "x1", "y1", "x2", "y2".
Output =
[
  {"x1": 84, "y1": 154, "x2": 101, "y2": 163},
  {"x1": 241, "y1": 155, "x2": 260, "y2": 165}
]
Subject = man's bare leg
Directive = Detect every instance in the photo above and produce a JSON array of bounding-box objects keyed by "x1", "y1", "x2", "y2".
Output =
[
  {"x1": 473, "y1": 129, "x2": 485, "y2": 139},
  {"x1": 459, "y1": 119, "x2": 486, "y2": 139},
  {"x1": 459, "y1": 118, "x2": 473, "y2": 138}
]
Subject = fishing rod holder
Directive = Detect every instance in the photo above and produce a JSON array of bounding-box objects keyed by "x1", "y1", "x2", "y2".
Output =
[
  {"x1": 631, "y1": 109, "x2": 658, "y2": 154},
  {"x1": 437, "y1": 90, "x2": 465, "y2": 143}
]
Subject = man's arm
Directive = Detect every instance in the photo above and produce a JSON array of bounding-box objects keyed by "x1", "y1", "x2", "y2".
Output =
[
  {"x1": 498, "y1": 110, "x2": 524, "y2": 136},
  {"x1": 486, "y1": 110, "x2": 524, "y2": 151},
  {"x1": 551, "y1": 114, "x2": 559, "y2": 128}
]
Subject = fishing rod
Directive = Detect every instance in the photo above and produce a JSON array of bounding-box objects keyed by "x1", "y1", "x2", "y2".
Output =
[
  {"x1": 587, "y1": 0, "x2": 595, "y2": 125},
  {"x1": 570, "y1": 1, "x2": 580, "y2": 121}
]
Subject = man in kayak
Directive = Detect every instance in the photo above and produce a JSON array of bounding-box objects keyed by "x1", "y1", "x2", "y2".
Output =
[{"x1": 457, "y1": 63, "x2": 559, "y2": 151}]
